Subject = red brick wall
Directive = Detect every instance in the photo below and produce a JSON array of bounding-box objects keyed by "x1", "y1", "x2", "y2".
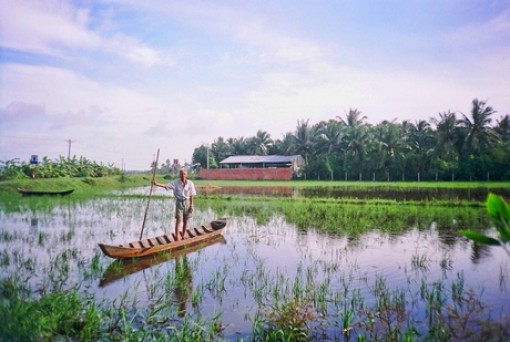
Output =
[{"x1": 199, "y1": 168, "x2": 293, "y2": 180}]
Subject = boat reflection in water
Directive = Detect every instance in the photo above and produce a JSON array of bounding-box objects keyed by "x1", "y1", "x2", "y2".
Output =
[{"x1": 99, "y1": 234, "x2": 226, "y2": 288}]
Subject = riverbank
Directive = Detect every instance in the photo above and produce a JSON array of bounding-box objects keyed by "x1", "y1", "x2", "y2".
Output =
[
  {"x1": 2, "y1": 175, "x2": 509, "y2": 194},
  {"x1": 0, "y1": 174, "x2": 152, "y2": 193}
]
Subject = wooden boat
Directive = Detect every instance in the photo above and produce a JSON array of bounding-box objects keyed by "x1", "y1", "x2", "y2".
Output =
[
  {"x1": 98, "y1": 218, "x2": 227, "y2": 259},
  {"x1": 17, "y1": 188, "x2": 74, "y2": 196},
  {"x1": 99, "y1": 235, "x2": 226, "y2": 287}
]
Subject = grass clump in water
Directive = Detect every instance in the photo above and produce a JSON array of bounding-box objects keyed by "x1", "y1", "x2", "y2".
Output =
[
  {"x1": 0, "y1": 280, "x2": 101, "y2": 341},
  {"x1": 254, "y1": 298, "x2": 316, "y2": 342}
]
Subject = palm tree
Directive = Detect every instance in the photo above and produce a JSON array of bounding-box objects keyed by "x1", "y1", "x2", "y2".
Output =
[
  {"x1": 227, "y1": 137, "x2": 248, "y2": 156},
  {"x1": 313, "y1": 120, "x2": 344, "y2": 180},
  {"x1": 431, "y1": 111, "x2": 460, "y2": 180},
  {"x1": 339, "y1": 109, "x2": 369, "y2": 179},
  {"x1": 316, "y1": 119, "x2": 343, "y2": 156},
  {"x1": 252, "y1": 130, "x2": 273, "y2": 155},
  {"x1": 459, "y1": 98, "x2": 498, "y2": 152},
  {"x1": 408, "y1": 120, "x2": 433, "y2": 150},
  {"x1": 374, "y1": 120, "x2": 409, "y2": 180},
  {"x1": 338, "y1": 108, "x2": 367, "y2": 128},
  {"x1": 495, "y1": 114, "x2": 510, "y2": 142},
  {"x1": 291, "y1": 119, "x2": 313, "y2": 166},
  {"x1": 272, "y1": 132, "x2": 294, "y2": 155},
  {"x1": 211, "y1": 137, "x2": 230, "y2": 166},
  {"x1": 407, "y1": 120, "x2": 434, "y2": 179},
  {"x1": 434, "y1": 111, "x2": 460, "y2": 151}
]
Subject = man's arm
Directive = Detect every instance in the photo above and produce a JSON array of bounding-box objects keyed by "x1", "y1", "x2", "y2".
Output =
[{"x1": 152, "y1": 179, "x2": 171, "y2": 189}]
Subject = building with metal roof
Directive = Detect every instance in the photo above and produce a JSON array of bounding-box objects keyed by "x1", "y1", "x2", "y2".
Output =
[
  {"x1": 220, "y1": 155, "x2": 304, "y2": 170},
  {"x1": 200, "y1": 155, "x2": 305, "y2": 180}
]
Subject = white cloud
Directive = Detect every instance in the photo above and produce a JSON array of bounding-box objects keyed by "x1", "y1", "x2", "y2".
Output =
[
  {"x1": 106, "y1": 33, "x2": 167, "y2": 68},
  {"x1": 444, "y1": 8, "x2": 510, "y2": 47},
  {"x1": 0, "y1": 0, "x2": 100, "y2": 57},
  {"x1": 104, "y1": 0, "x2": 325, "y2": 65},
  {"x1": 0, "y1": 63, "x2": 234, "y2": 169},
  {"x1": 0, "y1": 0, "x2": 166, "y2": 67}
]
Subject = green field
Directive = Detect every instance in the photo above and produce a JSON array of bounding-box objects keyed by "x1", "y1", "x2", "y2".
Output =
[{"x1": 1, "y1": 174, "x2": 509, "y2": 194}]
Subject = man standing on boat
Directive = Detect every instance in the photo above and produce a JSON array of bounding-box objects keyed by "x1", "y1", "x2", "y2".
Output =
[{"x1": 152, "y1": 167, "x2": 196, "y2": 240}]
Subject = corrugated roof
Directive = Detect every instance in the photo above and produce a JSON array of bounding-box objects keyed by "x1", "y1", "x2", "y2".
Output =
[{"x1": 220, "y1": 155, "x2": 301, "y2": 164}]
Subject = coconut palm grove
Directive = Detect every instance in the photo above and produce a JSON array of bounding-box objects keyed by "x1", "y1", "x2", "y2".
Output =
[{"x1": 192, "y1": 99, "x2": 510, "y2": 181}]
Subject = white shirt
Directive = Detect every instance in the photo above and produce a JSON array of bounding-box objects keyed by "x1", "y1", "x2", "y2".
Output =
[{"x1": 164, "y1": 179, "x2": 196, "y2": 201}]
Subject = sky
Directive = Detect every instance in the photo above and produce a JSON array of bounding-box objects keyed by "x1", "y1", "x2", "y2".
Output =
[{"x1": 1, "y1": 0, "x2": 509, "y2": 170}]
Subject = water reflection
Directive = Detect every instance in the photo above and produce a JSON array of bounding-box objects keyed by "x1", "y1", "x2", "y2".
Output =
[
  {"x1": 470, "y1": 243, "x2": 493, "y2": 264},
  {"x1": 121, "y1": 185, "x2": 510, "y2": 201},
  {"x1": 174, "y1": 255, "x2": 192, "y2": 317},
  {"x1": 199, "y1": 185, "x2": 299, "y2": 197},
  {"x1": 301, "y1": 186, "x2": 510, "y2": 201},
  {"x1": 1, "y1": 194, "x2": 509, "y2": 339}
]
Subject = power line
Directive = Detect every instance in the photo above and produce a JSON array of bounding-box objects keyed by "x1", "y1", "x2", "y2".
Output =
[{"x1": 65, "y1": 139, "x2": 76, "y2": 159}]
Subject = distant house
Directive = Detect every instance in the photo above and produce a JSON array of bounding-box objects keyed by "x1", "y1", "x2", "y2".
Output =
[
  {"x1": 200, "y1": 155, "x2": 305, "y2": 180},
  {"x1": 220, "y1": 155, "x2": 304, "y2": 173}
]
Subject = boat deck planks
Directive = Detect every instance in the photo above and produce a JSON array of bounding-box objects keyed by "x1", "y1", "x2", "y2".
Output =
[{"x1": 98, "y1": 218, "x2": 227, "y2": 259}]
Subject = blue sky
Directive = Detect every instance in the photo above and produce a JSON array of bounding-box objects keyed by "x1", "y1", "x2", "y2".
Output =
[{"x1": 1, "y1": 0, "x2": 509, "y2": 170}]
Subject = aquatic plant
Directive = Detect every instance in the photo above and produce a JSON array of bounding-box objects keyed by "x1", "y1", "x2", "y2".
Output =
[
  {"x1": 256, "y1": 298, "x2": 316, "y2": 342},
  {"x1": 0, "y1": 286, "x2": 101, "y2": 341},
  {"x1": 460, "y1": 193, "x2": 510, "y2": 257}
]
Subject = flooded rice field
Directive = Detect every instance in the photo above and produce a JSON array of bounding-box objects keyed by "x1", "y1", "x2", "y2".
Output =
[
  {"x1": 117, "y1": 184, "x2": 510, "y2": 202},
  {"x1": 1, "y1": 187, "x2": 509, "y2": 340}
]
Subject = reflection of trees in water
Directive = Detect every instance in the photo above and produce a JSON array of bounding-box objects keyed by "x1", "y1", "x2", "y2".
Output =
[
  {"x1": 199, "y1": 186, "x2": 297, "y2": 197},
  {"x1": 302, "y1": 187, "x2": 510, "y2": 202},
  {"x1": 436, "y1": 228, "x2": 460, "y2": 248},
  {"x1": 173, "y1": 185, "x2": 510, "y2": 201},
  {"x1": 174, "y1": 255, "x2": 192, "y2": 317},
  {"x1": 470, "y1": 243, "x2": 493, "y2": 264}
]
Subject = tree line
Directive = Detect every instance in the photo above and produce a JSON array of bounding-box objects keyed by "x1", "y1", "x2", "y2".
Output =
[
  {"x1": 192, "y1": 98, "x2": 510, "y2": 181},
  {"x1": 0, "y1": 155, "x2": 122, "y2": 180}
]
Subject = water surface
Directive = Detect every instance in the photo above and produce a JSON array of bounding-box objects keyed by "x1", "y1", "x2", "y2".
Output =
[{"x1": 1, "y1": 191, "x2": 508, "y2": 339}]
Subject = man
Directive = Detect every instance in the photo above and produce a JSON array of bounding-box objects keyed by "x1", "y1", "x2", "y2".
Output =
[{"x1": 152, "y1": 168, "x2": 197, "y2": 240}]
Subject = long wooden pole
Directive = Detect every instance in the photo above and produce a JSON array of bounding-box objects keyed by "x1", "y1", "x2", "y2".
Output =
[{"x1": 140, "y1": 148, "x2": 160, "y2": 240}]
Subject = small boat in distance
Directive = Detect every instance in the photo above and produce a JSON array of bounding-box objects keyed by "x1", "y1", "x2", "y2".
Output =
[
  {"x1": 17, "y1": 188, "x2": 75, "y2": 196},
  {"x1": 98, "y1": 218, "x2": 227, "y2": 259}
]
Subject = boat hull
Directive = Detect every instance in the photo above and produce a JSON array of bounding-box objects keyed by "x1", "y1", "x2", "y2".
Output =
[
  {"x1": 17, "y1": 188, "x2": 74, "y2": 196},
  {"x1": 98, "y1": 218, "x2": 227, "y2": 259},
  {"x1": 99, "y1": 235, "x2": 226, "y2": 287}
]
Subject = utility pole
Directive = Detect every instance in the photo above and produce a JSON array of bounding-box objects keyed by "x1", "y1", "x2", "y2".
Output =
[{"x1": 65, "y1": 139, "x2": 75, "y2": 159}]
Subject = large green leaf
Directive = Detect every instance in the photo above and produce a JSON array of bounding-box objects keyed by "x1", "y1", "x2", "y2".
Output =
[
  {"x1": 459, "y1": 230, "x2": 501, "y2": 246},
  {"x1": 486, "y1": 193, "x2": 510, "y2": 242}
]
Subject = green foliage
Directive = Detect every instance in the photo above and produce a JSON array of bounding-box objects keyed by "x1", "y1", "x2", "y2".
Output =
[
  {"x1": 192, "y1": 98, "x2": 510, "y2": 181},
  {"x1": 199, "y1": 195, "x2": 487, "y2": 235},
  {"x1": 0, "y1": 287, "x2": 101, "y2": 341},
  {"x1": 255, "y1": 299, "x2": 316, "y2": 341},
  {"x1": 0, "y1": 159, "x2": 26, "y2": 180},
  {"x1": 0, "y1": 174, "x2": 152, "y2": 195},
  {"x1": 460, "y1": 193, "x2": 510, "y2": 256},
  {"x1": 0, "y1": 155, "x2": 123, "y2": 181}
]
